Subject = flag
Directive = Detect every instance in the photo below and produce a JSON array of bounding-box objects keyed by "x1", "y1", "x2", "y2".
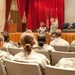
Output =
[
  {"x1": 55, "y1": 8, "x2": 58, "y2": 28},
  {"x1": 55, "y1": 18, "x2": 58, "y2": 28},
  {"x1": 46, "y1": 11, "x2": 49, "y2": 29},
  {"x1": 0, "y1": 0, "x2": 6, "y2": 32}
]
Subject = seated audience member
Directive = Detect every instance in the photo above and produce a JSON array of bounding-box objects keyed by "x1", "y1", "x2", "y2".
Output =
[
  {"x1": 25, "y1": 29, "x2": 38, "y2": 45},
  {"x1": 0, "y1": 34, "x2": 13, "y2": 64},
  {"x1": 55, "y1": 57, "x2": 75, "y2": 70},
  {"x1": 13, "y1": 32, "x2": 50, "y2": 75},
  {"x1": 34, "y1": 34, "x2": 55, "y2": 51},
  {"x1": 39, "y1": 22, "x2": 47, "y2": 34},
  {"x1": 2, "y1": 31, "x2": 18, "y2": 48},
  {"x1": 50, "y1": 29, "x2": 70, "y2": 46},
  {"x1": 18, "y1": 29, "x2": 38, "y2": 49},
  {"x1": 71, "y1": 40, "x2": 75, "y2": 47}
]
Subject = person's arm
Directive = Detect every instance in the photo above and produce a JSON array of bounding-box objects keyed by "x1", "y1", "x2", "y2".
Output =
[{"x1": 38, "y1": 27, "x2": 41, "y2": 33}]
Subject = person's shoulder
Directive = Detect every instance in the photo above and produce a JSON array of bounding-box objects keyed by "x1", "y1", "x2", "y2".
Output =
[
  {"x1": 34, "y1": 51, "x2": 47, "y2": 58},
  {"x1": 58, "y1": 57, "x2": 75, "y2": 64},
  {"x1": 0, "y1": 50, "x2": 13, "y2": 58},
  {"x1": 14, "y1": 51, "x2": 24, "y2": 57},
  {"x1": 39, "y1": 27, "x2": 42, "y2": 29},
  {"x1": 50, "y1": 39, "x2": 56, "y2": 44},
  {"x1": 0, "y1": 50, "x2": 8, "y2": 54},
  {"x1": 62, "y1": 38, "x2": 69, "y2": 43},
  {"x1": 44, "y1": 44, "x2": 55, "y2": 51},
  {"x1": 71, "y1": 40, "x2": 75, "y2": 43}
]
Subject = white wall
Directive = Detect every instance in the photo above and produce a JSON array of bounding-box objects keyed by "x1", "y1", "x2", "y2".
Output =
[{"x1": 65, "y1": 0, "x2": 75, "y2": 24}]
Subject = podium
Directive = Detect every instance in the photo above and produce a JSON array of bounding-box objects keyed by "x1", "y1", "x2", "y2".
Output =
[{"x1": 8, "y1": 23, "x2": 17, "y2": 33}]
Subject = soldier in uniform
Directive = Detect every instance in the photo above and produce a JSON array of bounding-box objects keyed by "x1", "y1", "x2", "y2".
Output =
[
  {"x1": 71, "y1": 40, "x2": 75, "y2": 47},
  {"x1": 2, "y1": 31, "x2": 18, "y2": 48},
  {"x1": 33, "y1": 34, "x2": 55, "y2": 51},
  {"x1": 0, "y1": 34, "x2": 13, "y2": 64},
  {"x1": 50, "y1": 18, "x2": 58, "y2": 35},
  {"x1": 50, "y1": 29, "x2": 70, "y2": 46},
  {"x1": 55, "y1": 57, "x2": 75, "y2": 70},
  {"x1": 14, "y1": 32, "x2": 50, "y2": 75}
]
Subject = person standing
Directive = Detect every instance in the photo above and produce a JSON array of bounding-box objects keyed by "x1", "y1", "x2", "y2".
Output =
[{"x1": 50, "y1": 18, "x2": 58, "y2": 35}]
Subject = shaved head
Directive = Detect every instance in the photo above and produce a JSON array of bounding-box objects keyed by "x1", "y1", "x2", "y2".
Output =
[{"x1": 55, "y1": 29, "x2": 62, "y2": 37}]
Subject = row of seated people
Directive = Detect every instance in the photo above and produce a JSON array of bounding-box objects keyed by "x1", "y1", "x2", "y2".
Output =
[
  {"x1": 2, "y1": 29, "x2": 75, "y2": 49},
  {"x1": 50, "y1": 29, "x2": 75, "y2": 47},
  {"x1": 35, "y1": 29, "x2": 75, "y2": 71},
  {"x1": 0, "y1": 29, "x2": 75, "y2": 75},
  {"x1": 1, "y1": 29, "x2": 75, "y2": 52},
  {"x1": 50, "y1": 29, "x2": 75, "y2": 69},
  {"x1": 0, "y1": 31, "x2": 51, "y2": 75}
]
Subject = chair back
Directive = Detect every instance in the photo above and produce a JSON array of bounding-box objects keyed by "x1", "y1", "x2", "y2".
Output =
[
  {"x1": 8, "y1": 48, "x2": 22, "y2": 56},
  {"x1": 70, "y1": 47, "x2": 75, "y2": 52},
  {"x1": 52, "y1": 46, "x2": 70, "y2": 52},
  {"x1": 35, "y1": 50, "x2": 50, "y2": 60},
  {"x1": 51, "y1": 51, "x2": 75, "y2": 65},
  {"x1": 45, "y1": 65, "x2": 75, "y2": 75},
  {"x1": 5, "y1": 60, "x2": 42, "y2": 75},
  {"x1": 0, "y1": 60, "x2": 7, "y2": 75}
]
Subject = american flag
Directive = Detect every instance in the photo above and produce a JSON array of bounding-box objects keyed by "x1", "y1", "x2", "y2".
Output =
[
  {"x1": 46, "y1": 12, "x2": 49, "y2": 29},
  {"x1": 55, "y1": 18, "x2": 58, "y2": 28},
  {"x1": 55, "y1": 8, "x2": 58, "y2": 28}
]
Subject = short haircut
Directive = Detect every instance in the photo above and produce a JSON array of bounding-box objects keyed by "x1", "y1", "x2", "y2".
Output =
[{"x1": 55, "y1": 29, "x2": 62, "y2": 37}]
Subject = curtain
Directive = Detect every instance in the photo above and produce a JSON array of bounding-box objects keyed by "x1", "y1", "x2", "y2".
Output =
[
  {"x1": 16, "y1": 0, "x2": 26, "y2": 30},
  {"x1": 4, "y1": 0, "x2": 12, "y2": 31},
  {"x1": 25, "y1": 0, "x2": 64, "y2": 30},
  {"x1": 26, "y1": 0, "x2": 48, "y2": 29}
]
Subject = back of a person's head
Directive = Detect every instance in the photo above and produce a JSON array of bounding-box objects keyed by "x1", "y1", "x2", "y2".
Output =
[
  {"x1": 20, "y1": 32, "x2": 35, "y2": 53},
  {"x1": 2, "y1": 31, "x2": 10, "y2": 42},
  {"x1": 25, "y1": 29, "x2": 32, "y2": 33},
  {"x1": 38, "y1": 34, "x2": 46, "y2": 47},
  {"x1": 55, "y1": 29, "x2": 62, "y2": 37}
]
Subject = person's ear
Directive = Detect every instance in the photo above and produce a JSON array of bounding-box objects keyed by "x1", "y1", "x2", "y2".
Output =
[
  {"x1": 33, "y1": 41, "x2": 36, "y2": 45},
  {"x1": 20, "y1": 43, "x2": 23, "y2": 46}
]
